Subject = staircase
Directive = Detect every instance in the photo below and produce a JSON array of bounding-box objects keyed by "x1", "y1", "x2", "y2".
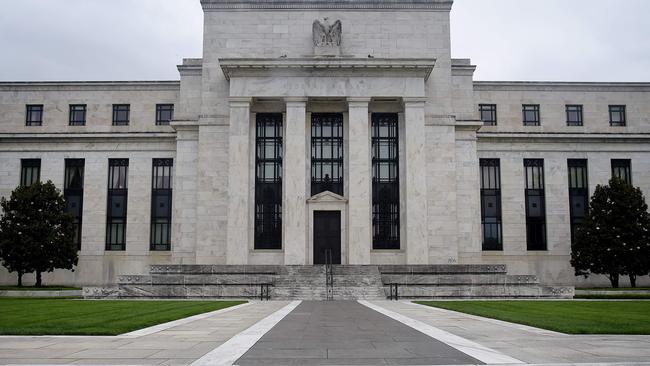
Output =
[{"x1": 82, "y1": 264, "x2": 573, "y2": 300}]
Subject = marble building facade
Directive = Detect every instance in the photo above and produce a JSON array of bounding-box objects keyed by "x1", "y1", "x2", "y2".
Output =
[{"x1": 1, "y1": 0, "x2": 649, "y2": 288}]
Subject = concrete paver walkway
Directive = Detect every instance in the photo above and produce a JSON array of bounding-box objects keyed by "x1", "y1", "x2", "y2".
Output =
[
  {"x1": 235, "y1": 301, "x2": 483, "y2": 365},
  {"x1": 0, "y1": 301, "x2": 290, "y2": 365},
  {"x1": 372, "y1": 300, "x2": 650, "y2": 365}
]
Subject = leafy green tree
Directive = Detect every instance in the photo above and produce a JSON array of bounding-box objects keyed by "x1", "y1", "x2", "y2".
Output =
[
  {"x1": 0, "y1": 181, "x2": 78, "y2": 287},
  {"x1": 572, "y1": 177, "x2": 650, "y2": 288}
]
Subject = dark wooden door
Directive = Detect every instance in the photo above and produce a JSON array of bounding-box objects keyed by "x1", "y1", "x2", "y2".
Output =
[{"x1": 313, "y1": 211, "x2": 341, "y2": 265}]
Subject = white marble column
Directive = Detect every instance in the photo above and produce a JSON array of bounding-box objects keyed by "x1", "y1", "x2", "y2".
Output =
[
  {"x1": 226, "y1": 97, "x2": 252, "y2": 265},
  {"x1": 283, "y1": 98, "x2": 308, "y2": 265},
  {"x1": 347, "y1": 97, "x2": 372, "y2": 264},
  {"x1": 403, "y1": 98, "x2": 429, "y2": 264}
]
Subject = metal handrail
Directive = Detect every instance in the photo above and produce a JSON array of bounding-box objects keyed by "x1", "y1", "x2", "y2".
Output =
[{"x1": 325, "y1": 249, "x2": 334, "y2": 301}]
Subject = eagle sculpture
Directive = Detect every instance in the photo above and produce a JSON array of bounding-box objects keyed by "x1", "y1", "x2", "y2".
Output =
[{"x1": 313, "y1": 18, "x2": 342, "y2": 47}]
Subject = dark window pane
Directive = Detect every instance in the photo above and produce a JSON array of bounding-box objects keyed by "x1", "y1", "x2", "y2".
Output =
[
  {"x1": 151, "y1": 158, "x2": 173, "y2": 251},
  {"x1": 156, "y1": 104, "x2": 174, "y2": 125},
  {"x1": 69, "y1": 105, "x2": 86, "y2": 126},
  {"x1": 106, "y1": 159, "x2": 129, "y2": 250},
  {"x1": 372, "y1": 113, "x2": 400, "y2": 250},
  {"x1": 255, "y1": 113, "x2": 283, "y2": 250},
  {"x1": 26, "y1": 105, "x2": 43, "y2": 126},
  {"x1": 20, "y1": 159, "x2": 41, "y2": 187},
  {"x1": 566, "y1": 105, "x2": 583, "y2": 126},
  {"x1": 480, "y1": 159, "x2": 502, "y2": 250},
  {"x1": 479, "y1": 104, "x2": 497, "y2": 126},
  {"x1": 112, "y1": 104, "x2": 130, "y2": 126},
  {"x1": 524, "y1": 159, "x2": 546, "y2": 250},
  {"x1": 522, "y1": 104, "x2": 540, "y2": 126},
  {"x1": 609, "y1": 105, "x2": 626, "y2": 126},
  {"x1": 311, "y1": 113, "x2": 344, "y2": 196},
  {"x1": 611, "y1": 159, "x2": 632, "y2": 184},
  {"x1": 64, "y1": 159, "x2": 85, "y2": 250}
]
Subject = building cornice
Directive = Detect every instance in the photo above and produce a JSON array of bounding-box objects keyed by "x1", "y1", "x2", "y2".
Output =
[
  {"x1": 474, "y1": 81, "x2": 650, "y2": 92},
  {"x1": 219, "y1": 57, "x2": 436, "y2": 81},
  {"x1": 477, "y1": 132, "x2": 650, "y2": 144},
  {"x1": 201, "y1": 0, "x2": 453, "y2": 11},
  {"x1": 0, "y1": 132, "x2": 177, "y2": 142},
  {"x1": 0, "y1": 81, "x2": 180, "y2": 92}
]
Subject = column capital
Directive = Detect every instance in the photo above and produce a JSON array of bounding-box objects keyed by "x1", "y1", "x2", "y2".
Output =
[
  {"x1": 347, "y1": 97, "x2": 372, "y2": 107},
  {"x1": 228, "y1": 97, "x2": 252, "y2": 107},
  {"x1": 402, "y1": 97, "x2": 428, "y2": 107}
]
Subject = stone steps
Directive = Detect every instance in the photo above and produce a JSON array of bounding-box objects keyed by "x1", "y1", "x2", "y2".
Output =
[{"x1": 83, "y1": 264, "x2": 574, "y2": 300}]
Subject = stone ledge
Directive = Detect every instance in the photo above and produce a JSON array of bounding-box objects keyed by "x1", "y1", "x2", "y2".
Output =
[{"x1": 201, "y1": 0, "x2": 453, "y2": 11}]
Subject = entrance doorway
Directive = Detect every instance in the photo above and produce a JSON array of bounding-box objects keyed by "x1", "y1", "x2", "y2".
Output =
[{"x1": 313, "y1": 211, "x2": 341, "y2": 265}]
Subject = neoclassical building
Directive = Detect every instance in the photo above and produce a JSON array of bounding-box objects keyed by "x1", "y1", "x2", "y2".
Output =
[{"x1": 1, "y1": 0, "x2": 649, "y2": 289}]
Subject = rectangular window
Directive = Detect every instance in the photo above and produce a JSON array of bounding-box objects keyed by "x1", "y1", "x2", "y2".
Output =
[
  {"x1": 156, "y1": 104, "x2": 174, "y2": 125},
  {"x1": 611, "y1": 159, "x2": 632, "y2": 184},
  {"x1": 522, "y1": 104, "x2": 540, "y2": 126},
  {"x1": 64, "y1": 159, "x2": 85, "y2": 250},
  {"x1": 372, "y1": 113, "x2": 400, "y2": 250},
  {"x1": 524, "y1": 159, "x2": 546, "y2": 250},
  {"x1": 566, "y1": 105, "x2": 583, "y2": 126},
  {"x1": 112, "y1": 104, "x2": 130, "y2": 126},
  {"x1": 69, "y1": 104, "x2": 87, "y2": 126},
  {"x1": 479, "y1": 104, "x2": 498, "y2": 126},
  {"x1": 311, "y1": 113, "x2": 344, "y2": 196},
  {"x1": 480, "y1": 159, "x2": 502, "y2": 251},
  {"x1": 26, "y1": 105, "x2": 43, "y2": 126},
  {"x1": 106, "y1": 159, "x2": 129, "y2": 251},
  {"x1": 609, "y1": 105, "x2": 626, "y2": 126},
  {"x1": 255, "y1": 113, "x2": 283, "y2": 250},
  {"x1": 151, "y1": 159, "x2": 173, "y2": 251},
  {"x1": 567, "y1": 159, "x2": 588, "y2": 244},
  {"x1": 20, "y1": 159, "x2": 41, "y2": 186}
]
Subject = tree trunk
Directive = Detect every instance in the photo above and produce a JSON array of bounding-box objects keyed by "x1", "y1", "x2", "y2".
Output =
[
  {"x1": 35, "y1": 271, "x2": 42, "y2": 288},
  {"x1": 17, "y1": 271, "x2": 23, "y2": 287},
  {"x1": 609, "y1": 273, "x2": 619, "y2": 288},
  {"x1": 629, "y1": 274, "x2": 637, "y2": 288}
]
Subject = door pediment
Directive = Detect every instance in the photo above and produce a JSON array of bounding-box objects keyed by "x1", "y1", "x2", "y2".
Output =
[{"x1": 307, "y1": 190, "x2": 348, "y2": 203}]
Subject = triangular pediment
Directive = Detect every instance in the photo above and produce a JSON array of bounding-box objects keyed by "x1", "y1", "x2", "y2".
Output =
[{"x1": 307, "y1": 191, "x2": 348, "y2": 203}]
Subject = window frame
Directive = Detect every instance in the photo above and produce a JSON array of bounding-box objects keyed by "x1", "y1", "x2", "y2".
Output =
[
  {"x1": 150, "y1": 158, "x2": 173, "y2": 251},
  {"x1": 524, "y1": 159, "x2": 547, "y2": 251},
  {"x1": 20, "y1": 159, "x2": 41, "y2": 187},
  {"x1": 567, "y1": 159, "x2": 588, "y2": 245},
  {"x1": 480, "y1": 159, "x2": 503, "y2": 251},
  {"x1": 26, "y1": 104, "x2": 44, "y2": 126},
  {"x1": 609, "y1": 105, "x2": 626, "y2": 127},
  {"x1": 371, "y1": 113, "x2": 401, "y2": 250},
  {"x1": 69, "y1": 104, "x2": 87, "y2": 126},
  {"x1": 566, "y1": 105, "x2": 583, "y2": 126},
  {"x1": 106, "y1": 159, "x2": 129, "y2": 251},
  {"x1": 155, "y1": 104, "x2": 174, "y2": 126},
  {"x1": 522, "y1": 104, "x2": 541, "y2": 126},
  {"x1": 254, "y1": 113, "x2": 283, "y2": 250},
  {"x1": 311, "y1": 113, "x2": 344, "y2": 196},
  {"x1": 64, "y1": 159, "x2": 85, "y2": 250},
  {"x1": 112, "y1": 104, "x2": 130, "y2": 126},
  {"x1": 479, "y1": 104, "x2": 498, "y2": 126},
  {"x1": 611, "y1": 159, "x2": 632, "y2": 184}
]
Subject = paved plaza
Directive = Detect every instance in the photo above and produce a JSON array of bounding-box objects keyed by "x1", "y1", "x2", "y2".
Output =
[{"x1": 1, "y1": 300, "x2": 650, "y2": 365}]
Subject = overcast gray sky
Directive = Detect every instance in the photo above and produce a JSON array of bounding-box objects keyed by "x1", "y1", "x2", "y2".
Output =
[{"x1": 1, "y1": 0, "x2": 648, "y2": 82}]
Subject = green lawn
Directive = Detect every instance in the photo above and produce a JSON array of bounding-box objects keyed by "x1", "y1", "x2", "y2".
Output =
[
  {"x1": 0, "y1": 298, "x2": 245, "y2": 335},
  {"x1": 0, "y1": 286, "x2": 81, "y2": 291},
  {"x1": 577, "y1": 287, "x2": 650, "y2": 291},
  {"x1": 416, "y1": 300, "x2": 650, "y2": 334},
  {"x1": 575, "y1": 294, "x2": 650, "y2": 300}
]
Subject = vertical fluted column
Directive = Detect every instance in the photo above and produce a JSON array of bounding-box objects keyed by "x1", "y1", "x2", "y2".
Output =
[
  {"x1": 347, "y1": 97, "x2": 372, "y2": 264},
  {"x1": 283, "y1": 98, "x2": 308, "y2": 265},
  {"x1": 226, "y1": 97, "x2": 252, "y2": 265},
  {"x1": 403, "y1": 98, "x2": 429, "y2": 264}
]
